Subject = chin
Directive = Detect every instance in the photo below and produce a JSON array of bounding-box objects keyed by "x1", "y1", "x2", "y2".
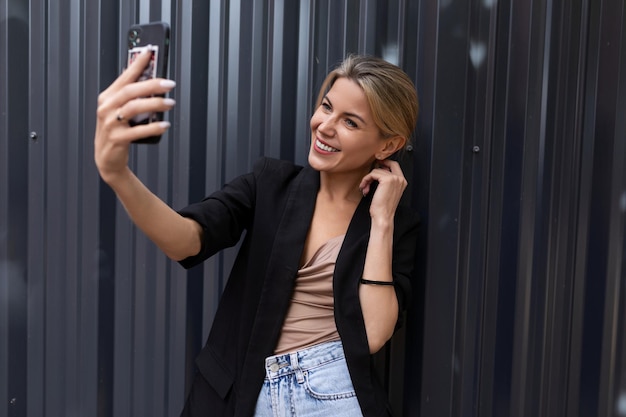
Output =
[
  {"x1": 307, "y1": 151, "x2": 323, "y2": 171},
  {"x1": 307, "y1": 151, "x2": 336, "y2": 173}
]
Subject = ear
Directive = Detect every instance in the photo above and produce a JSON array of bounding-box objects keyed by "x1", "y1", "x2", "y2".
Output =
[{"x1": 376, "y1": 136, "x2": 407, "y2": 160}]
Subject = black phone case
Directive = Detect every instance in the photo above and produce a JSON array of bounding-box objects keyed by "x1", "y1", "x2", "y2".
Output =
[{"x1": 126, "y1": 21, "x2": 170, "y2": 144}]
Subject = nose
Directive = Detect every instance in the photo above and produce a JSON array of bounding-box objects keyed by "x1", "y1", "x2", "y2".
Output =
[{"x1": 317, "y1": 114, "x2": 336, "y2": 136}]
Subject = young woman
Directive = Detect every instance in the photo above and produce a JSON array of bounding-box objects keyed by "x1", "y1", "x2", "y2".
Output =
[{"x1": 94, "y1": 50, "x2": 419, "y2": 417}]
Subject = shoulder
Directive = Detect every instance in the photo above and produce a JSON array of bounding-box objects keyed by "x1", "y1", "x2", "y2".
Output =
[
  {"x1": 220, "y1": 157, "x2": 304, "y2": 197},
  {"x1": 250, "y1": 157, "x2": 314, "y2": 195},
  {"x1": 252, "y1": 156, "x2": 304, "y2": 179}
]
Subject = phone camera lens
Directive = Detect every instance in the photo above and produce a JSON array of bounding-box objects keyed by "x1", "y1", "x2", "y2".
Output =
[{"x1": 129, "y1": 30, "x2": 138, "y2": 41}]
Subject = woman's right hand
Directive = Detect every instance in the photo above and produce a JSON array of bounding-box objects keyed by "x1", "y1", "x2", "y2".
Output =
[{"x1": 94, "y1": 47, "x2": 176, "y2": 185}]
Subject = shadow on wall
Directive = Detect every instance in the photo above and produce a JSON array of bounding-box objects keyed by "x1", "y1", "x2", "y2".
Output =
[{"x1": 1, "y1": 3, "x2": 30, "y2": 416}]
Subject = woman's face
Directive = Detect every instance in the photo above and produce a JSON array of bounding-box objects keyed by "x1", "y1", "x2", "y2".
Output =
[{"x1": 308, "y1": 77, "x2": 386, "y2": 176}]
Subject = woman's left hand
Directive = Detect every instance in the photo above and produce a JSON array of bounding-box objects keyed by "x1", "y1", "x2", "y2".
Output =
[{"x1": 359, "y1": 159, "x2": 408, "y2": 222}]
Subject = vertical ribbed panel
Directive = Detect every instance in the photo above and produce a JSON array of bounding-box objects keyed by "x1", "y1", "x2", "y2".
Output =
[
  {"x1": 1, "y1": 0, "x2": 625, "y2": 416},
  {"x1": 1, "y1": 2, "x2": 29, "y2": 417}
]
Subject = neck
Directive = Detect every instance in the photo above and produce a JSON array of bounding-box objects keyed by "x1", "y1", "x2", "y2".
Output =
[{"x1": 318, "y1": 170, "x2": 366, "y2": 203}]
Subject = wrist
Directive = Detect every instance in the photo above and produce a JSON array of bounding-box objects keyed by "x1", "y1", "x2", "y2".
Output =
[
  {"x1": 99, "y1": 165, "x2": 133, "y2": 188},
  {"x1": 370, "y1": 217, "x2": 394, "y2": 234}
]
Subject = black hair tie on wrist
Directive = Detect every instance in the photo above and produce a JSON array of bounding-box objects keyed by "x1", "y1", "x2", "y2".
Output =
[{"x1": 359, "y1": 278, "x2": 395, "y2": 286}]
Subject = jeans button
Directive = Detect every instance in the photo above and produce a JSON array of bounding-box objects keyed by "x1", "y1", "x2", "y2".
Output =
[{"x1": 269, "y1": 363, "x2": 280, "y2": 372}]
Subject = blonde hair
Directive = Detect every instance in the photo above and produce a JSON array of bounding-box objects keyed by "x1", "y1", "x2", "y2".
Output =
[{"x1": 315, "y1": 54, "x2": 419, "y2": 145}]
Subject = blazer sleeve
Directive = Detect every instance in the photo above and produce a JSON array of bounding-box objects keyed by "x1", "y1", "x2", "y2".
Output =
[
  {"x1": 392, "y1": 207, "x2": 420, "y2": 329},
  {"x1": 176, "y1": 158, "x2": 268, "y2": 269}
]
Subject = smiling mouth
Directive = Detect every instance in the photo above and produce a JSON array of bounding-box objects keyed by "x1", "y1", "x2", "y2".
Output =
[{"x1": 315, "y1": 139, "x2": 340, "y2": 152}]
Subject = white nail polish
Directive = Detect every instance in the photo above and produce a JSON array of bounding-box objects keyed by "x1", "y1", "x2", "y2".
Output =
[
  {"x1": 159, "y1": 121, "x2": 171, "y2": 129},
  {"x1": 163, "y1": 98, "x2": 176, "y2": 106},
  {"x1": 160, "y1": 79, "x2": 176, "y2": 88}
]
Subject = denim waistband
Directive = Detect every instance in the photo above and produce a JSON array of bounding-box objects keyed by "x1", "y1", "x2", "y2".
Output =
[{"x1": 263, "y1": 340, "x2": 345, "y2": 380}]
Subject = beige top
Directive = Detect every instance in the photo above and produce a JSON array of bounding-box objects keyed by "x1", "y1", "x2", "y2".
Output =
[{"x1": 273, "y1": 234, "x2": 345, "y2": 354}]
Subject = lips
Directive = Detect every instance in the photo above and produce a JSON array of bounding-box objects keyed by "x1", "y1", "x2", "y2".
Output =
[{"x1": 315, "y1": 138, "x2": 340, "y2": 152}]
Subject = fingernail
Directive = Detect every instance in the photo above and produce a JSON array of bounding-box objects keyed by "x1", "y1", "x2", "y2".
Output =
[
  {"x1": 159, "y1": 121, "x2": 171, "y2": 129},
  {"x1": 163, "y1": 98, "x2": 176, "y2": 106},
  {"x1": 160, "y1": 79, "x2": 176, "y2": 88}
]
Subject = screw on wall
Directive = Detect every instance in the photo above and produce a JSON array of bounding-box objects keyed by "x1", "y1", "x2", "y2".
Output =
[
  {"x1": 472, "y1": 145, "x2": 480, "y2": 153},
  {"x1": 30, "y1": 131, "x2": 38, "y2": 141}
]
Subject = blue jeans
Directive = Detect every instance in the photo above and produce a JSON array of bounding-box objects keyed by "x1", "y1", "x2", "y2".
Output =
[{"x1": 254, "y1": 340, "x2": 363, "y2": 416}]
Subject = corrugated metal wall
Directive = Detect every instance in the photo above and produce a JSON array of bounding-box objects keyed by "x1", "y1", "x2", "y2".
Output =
[{"x1": 1, "y1": 0, "x2": 625, "y2": 416}]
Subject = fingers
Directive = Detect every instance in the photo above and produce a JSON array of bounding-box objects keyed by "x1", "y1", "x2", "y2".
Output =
[
  {"x1": 115, "y1": 96, "x2": 176, "y2": 125},
  {"x1": 96, "y1": 75, "x2": 176, "y2": 145},
  {"x1": 111, "y1": 119, "x2": 172, "y2": 143},
  {"x1": 94, "y1": 48, "x2": 176, "y2": 182},
  {"x1": 105, "y1": 97, "x2": 175, "y2": 143},
  {"x1": 117, "y1": 78, "x2": 176, "y2": 109},
  {"x1": 360, "y1": 160, "x2": 406, "y2": 196},
  {"x1": 100, "y1": 78, "x2": 176, "y2": 116},
  {"x1": 375, "y1": 159, "x2": 403, "y2": 174},
  {"x1": 361, "y1": 160, "x2": 408, "y2": 220},
  {"x1": 97, "y1": 44, "x2": 175, "y2": 121},
  {"x1": 112, "y1": 47, "x2": 154, "y2": 91},
  {"x1": 98, "y1": 48, "x2": 153, "y2": 104}
]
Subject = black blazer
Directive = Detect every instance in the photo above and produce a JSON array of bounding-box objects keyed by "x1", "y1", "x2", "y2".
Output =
[{"x1": 178, "y1": 157, "x2": 419, "y2": 417}]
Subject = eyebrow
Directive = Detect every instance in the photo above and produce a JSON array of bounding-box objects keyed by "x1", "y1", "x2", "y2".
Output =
[{"x1": 324, "y1": 96, "x2": 367, "y2": 125}]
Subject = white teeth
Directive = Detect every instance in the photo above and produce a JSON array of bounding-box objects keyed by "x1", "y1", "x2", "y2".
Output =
[{"x1": 316, "y1": 139, "x2": 339, "y2": 152}]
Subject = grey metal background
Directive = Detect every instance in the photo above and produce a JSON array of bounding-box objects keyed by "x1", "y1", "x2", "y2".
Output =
[{"x1": 1, "y1": 0, "x2": 625, "y2": 416}]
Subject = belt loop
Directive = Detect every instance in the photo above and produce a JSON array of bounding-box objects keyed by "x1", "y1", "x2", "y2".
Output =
[{"x1": 290, "y1": 352, "x2": 304, "y2": 384}]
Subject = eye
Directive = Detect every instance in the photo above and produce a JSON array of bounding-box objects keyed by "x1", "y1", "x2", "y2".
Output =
[
  {"x1": 345, "y1": 118, "x2": 357, "y2": 128},
  {"x1": 321, "y1": 100, "x2": 331, "y2": 112}
]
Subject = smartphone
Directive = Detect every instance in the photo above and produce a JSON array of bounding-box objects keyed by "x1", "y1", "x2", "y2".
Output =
[{"x1": 126, "y1": 21, "x2": 171, "y2": 144}]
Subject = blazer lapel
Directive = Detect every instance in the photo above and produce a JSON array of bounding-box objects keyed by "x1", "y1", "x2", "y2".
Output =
[
  {"x1": 334, "y1": 191, "x2": 372, "y2": 327},
  {"x1": 333, "y1": 191, "x2": 377, "y2": 402},
  {"x1": 237, "y1": 164, "x2": 319, "y2": 409}
]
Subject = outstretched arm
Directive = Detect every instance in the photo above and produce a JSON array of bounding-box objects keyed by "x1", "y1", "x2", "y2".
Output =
[{"x1": 94, "y1": 48, "x2": 202, "y2": 261}]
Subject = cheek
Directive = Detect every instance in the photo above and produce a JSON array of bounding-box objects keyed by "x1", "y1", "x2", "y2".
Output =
[{"x1": 310, "y1": 109, "x2": 324, "y2": 130}]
